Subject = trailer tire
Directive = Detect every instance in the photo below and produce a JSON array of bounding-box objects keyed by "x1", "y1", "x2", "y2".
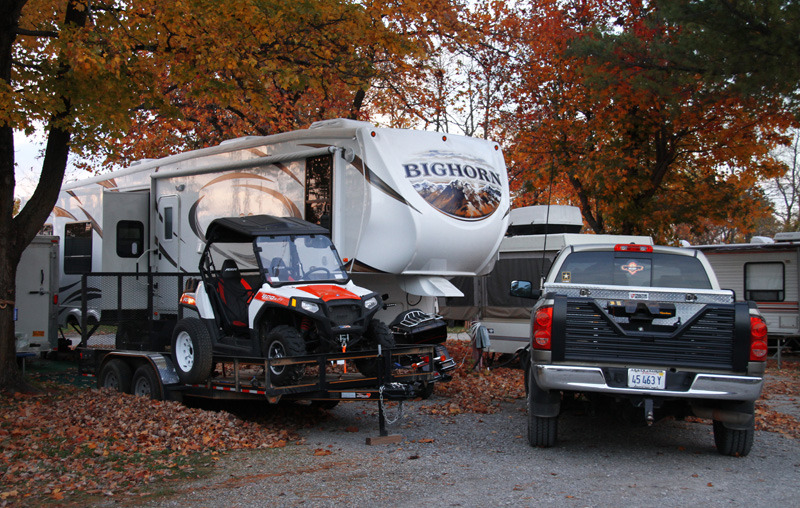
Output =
[
  {"x1": 131, "y1": 364, "x2": 163, "y2": 401},
  {"x1": 171, "y1": 318, "x2": 213, "y2": 384},
  {"x1": 355, "y1": 320, "x2": 395, "y2": 378},
  {"x1": 262, "y1": 325, "x2": 306, "y2": 386},
  {"x1": 98, "y1": 359, "x2": 132, "y2": 393},
  {"x1": 713, "y1": 419, "x2": 754, "y2": 457}
]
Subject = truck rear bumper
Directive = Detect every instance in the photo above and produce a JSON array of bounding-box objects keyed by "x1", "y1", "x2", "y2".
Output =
[{"x1": 534, "y1": 364, "x2": 763, "y2": 401}]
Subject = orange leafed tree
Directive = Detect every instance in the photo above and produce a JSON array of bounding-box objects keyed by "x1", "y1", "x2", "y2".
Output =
[{"x1": 507, "y1": 0, "x2": 797, "y2": 243}]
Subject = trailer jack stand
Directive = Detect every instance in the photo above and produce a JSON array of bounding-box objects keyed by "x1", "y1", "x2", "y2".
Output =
[{"x1": 366, "y1": 393, "x2": 403, "y2": 445}]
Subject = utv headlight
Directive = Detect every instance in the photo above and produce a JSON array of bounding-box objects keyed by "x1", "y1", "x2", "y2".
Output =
[
  {"x1": 364, "y1": 296, "x2": 378, "y2": 310},
  {"x1": 301, "y1": 301, "x2": 320, "y2": 313}
]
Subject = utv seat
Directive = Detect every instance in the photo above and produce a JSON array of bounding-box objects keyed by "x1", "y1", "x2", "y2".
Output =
[{"x1": 217, "y1": 259, "x2": 254, "y2": 329}]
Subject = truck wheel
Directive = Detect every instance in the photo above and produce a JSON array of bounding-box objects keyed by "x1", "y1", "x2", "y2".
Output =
[
  {"x1": 713, "y1": 419, "x2": 754, "y2": 457},
  {"x1": 527, "y1": 366, "x2": 557, "y2": 447},
  {"x1": 171, "y1": 318, "x2": 213, "y2": 384},
  {"x1": 262, "y1": 325, "x2": 306, "y2": 386},
  {"x1": 98, "y1": 359, "x2": 132, "y2": 393},
  {"x1": 355, "y1": 320, "x2": 395, "y2": 378},
  {"x1": 311, "y1": 399, "x2": 340, "y2": 410},
  {"x1": 131, "y1": 364, "x2": 163, "y2": 401}
]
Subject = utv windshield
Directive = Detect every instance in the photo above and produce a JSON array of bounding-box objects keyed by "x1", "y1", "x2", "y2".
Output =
[
  {"x1": 256, "y1": 234, "x2": 348, "y2": 285},
  {"x1": 553, "y1": 251, "x2": 713, "y2": 289}
]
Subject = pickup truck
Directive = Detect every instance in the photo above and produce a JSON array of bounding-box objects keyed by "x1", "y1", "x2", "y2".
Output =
[{"x1": 511, "y1": 243, "x2": 768, "y2": 456}]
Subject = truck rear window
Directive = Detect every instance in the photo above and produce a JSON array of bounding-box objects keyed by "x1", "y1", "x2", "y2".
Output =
[{"x1": 554, "y1": 251, "x2": 712, "y2": 289}]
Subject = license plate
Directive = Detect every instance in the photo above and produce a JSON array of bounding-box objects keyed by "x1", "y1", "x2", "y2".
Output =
[{"x1": 627, "y1": 368, "x2": 666, "y2": 389}]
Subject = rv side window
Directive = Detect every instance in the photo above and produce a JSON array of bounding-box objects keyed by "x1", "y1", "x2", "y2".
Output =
[
  {"x1": 116, "y1": 220, "x2": 144, "y2": 258},
  {"x1": 164, "y1": 207, "x2": 174, "y2": 240},
  {"x1": 64, "y1": 222, "x2": 92, "y2": 274},
  {"x1": 744, "y1": 262, "x2": 784, "y2": 301}
]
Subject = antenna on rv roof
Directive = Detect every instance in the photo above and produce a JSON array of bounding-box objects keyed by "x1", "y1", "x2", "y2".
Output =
[{"x1": 540, "y1": 160, "x2": 557, "y2": 285}]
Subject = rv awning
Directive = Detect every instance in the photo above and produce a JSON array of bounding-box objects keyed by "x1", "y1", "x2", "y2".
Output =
[{"x1": 399, "y1": 276, "x2": 464, "y2": 298}]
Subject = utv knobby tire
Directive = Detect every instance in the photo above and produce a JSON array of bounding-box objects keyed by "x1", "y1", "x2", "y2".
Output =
[
  {"x1": 262, "y1": 325, "x2": 306, "y2": 386},
  {"x1": 713, "y1": 419, "x2": 754, "y2": 457},
  {"x1": 98, "y1": 359, "x2": 132, "y2": 393},
  {"x1": 527, "y1": 366, "x2": 557, "y2": 448},
  {"x1": 131, "y1": 364, "x2": 164, "y2": 401},
  {"x1": 355, "y1": 320, "x2": 396, "y2": 379},
  {"x1": 171, "y1": 318, "x2": 213, "y2": 384}
]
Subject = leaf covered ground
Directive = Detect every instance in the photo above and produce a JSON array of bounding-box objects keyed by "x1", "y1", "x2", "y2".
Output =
[{"x1": 1, "y1": 341, "x2": 798, "y2": 505}]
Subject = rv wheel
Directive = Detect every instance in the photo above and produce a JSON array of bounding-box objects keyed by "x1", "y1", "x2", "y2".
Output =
[
  {"x1": 171, "y1": 318, "x2": 213, "y2": 384},
  {"x1": 98, "y1": 359, "x2": 132, "y2": 393},
  {"x1": 262, "y1": 325, "x2": 306, "y2": 386},
  {"x1": 355, "y1": 320, "x2": 396, "y2": 378}
]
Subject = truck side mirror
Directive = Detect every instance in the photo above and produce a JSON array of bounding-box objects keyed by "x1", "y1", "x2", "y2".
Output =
[{"x1": 510, "y1": 280, "x2": 541, "y2": 299}]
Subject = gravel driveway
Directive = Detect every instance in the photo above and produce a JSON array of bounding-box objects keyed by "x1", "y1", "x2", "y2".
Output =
[{"x1": 142, "y1": 391, "x2": 800, "y2": 507}]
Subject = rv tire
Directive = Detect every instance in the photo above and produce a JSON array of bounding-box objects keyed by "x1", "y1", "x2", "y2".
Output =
[
  {"x1": 262, "y1": 325, "x2": 306, "y2": 386},
  {"x1": 98, "y1": 359, "x2": 132, "y2": 393},
  {"x1": 355, "y1": 320, "x2": 395, "y2": 378},
  {"x1": 171, "y1": 318, "x2": 214, "y2": 384}
]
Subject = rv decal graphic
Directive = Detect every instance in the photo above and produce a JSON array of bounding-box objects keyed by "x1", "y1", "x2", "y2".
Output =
[
  {"x1": 403, "y1": 150, "x2": 502, "y2": 220},
  {"x1": 77, "y1": 206, "x2": 103, "y2": 238},
  {"x1": 53, "y1": 206, "x2": 78, "y2": 220}
]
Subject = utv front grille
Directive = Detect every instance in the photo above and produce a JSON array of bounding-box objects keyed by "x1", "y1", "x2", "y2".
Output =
[{"x1": 328, "y1": 303, "x2": 361, "y2": 326}]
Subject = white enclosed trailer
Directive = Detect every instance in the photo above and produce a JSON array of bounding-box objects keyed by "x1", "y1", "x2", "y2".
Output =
[
  {"x1": 47, "y1": 119, "x2": 510, "y2": 329},
  {"x1": 694, "y1": 234, "x2": 800, "y2": 348},
  {"x1": 14, "y1": 235, "x2": 60, "y2": 354},
  {"x1": 440, "y1": 206, "x2": 652, "y2": 356}
]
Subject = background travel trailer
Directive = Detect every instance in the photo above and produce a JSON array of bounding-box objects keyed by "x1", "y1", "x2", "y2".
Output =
[
  {"x1": 46, "y1": 119, "x2": 510, "y2": 340},
  {"x1": 694, "y1": 233, "x2": 800, "y2": 351},
  {"x1": 439, "y1": 206, "x2": 652, "y2": 356}
]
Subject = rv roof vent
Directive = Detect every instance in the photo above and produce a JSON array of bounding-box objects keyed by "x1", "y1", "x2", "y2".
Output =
[
  {"x1": 310, "y1": 118, "x2": 374, "y2": 130},
  {"x1": 751, "y1": 236, "x2": 775, "y2": 244},
  {"x1": 130, "y1": 158, "x2": 154, "y2": 166},
  {"x1": 773, "y1": 231, "x2": 800, "y2": 243},
  {"x1": 506, "y1": 205, "x2": 583, "y2": 236},
  {"x1": 219, "y1": 136, "x2": 263, "y2": 145}
]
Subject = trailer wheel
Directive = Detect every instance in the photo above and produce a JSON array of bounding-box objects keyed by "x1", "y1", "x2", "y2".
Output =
[
  {"x1": 171, "y1": 318, "x2": 213, "y2": 384},
  {"x1": 98, "y1": 359, "x2": 132, "y2": 393},
  {"x1": 262, "y1": 325, "x2": 306, "y2": 386},
  {"x1": 131, "y1": 364, "x2": 164, "y2": 401},
  {"x1": 355, "y1": 320, "x2": 395, "y2": 378},
  {"x1": 713, "y1": 419, "x2": 754, "y2": 457}
]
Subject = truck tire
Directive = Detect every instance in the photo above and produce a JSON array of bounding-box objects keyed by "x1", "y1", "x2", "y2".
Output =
[
  {"x1": 262, "y1": 325, "x2": 306, "y2": 386},
  {"x1": 527, "y1": 364, "x2": 557, "y2": 447},
  {"x1": 713, "y1": 419, "x2": 754, "y2": 457},
  {"x1": 98, "y1": 359, "x2": 132, "y2": 393},
  {"x1": 171, "y1": 318, "x2": 213, "y2": 384},
  {"x1": 355, "y1": 319, "x2": 395, "y2": 379},
  {"x1": 131, "y1": 364, "x2": 164, "y2": 401}
]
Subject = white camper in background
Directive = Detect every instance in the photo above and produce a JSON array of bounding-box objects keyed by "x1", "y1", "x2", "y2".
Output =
[
  {"x1": 14, "y1": 235, "x2": 59, "y2": 354},
  {"x1": 46, "y1": 119, "x2": 510, "y2": 329},
  {"x1": 440, "y1": 205, "x2": 652, "y2": 356},
  {"x1": 694, "y1": 233, "x2": 800, "y2": 346}
]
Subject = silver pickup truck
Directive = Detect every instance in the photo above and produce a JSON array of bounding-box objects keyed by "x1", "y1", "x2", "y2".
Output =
[{"x1": 511, "y1": 243, "x2": 768, "y2": 456}]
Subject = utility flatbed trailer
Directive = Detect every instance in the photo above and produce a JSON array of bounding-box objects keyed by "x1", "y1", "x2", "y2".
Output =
[{"x1": 80, "y1": 344, "x2": 449, "y2": 439}]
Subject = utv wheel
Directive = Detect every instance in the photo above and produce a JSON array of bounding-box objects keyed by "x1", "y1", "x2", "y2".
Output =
[
  {"x1": 355, "y1": 320, "x2": 396, "y2": 379},
  {"x1": 131, "y1": 364, "x2": 163, "y2": 401},
  {"x1": 98, "y1": 359, "x2": 132, "y2": 393},
  {"x1": 419, "y1": 382, "x2": 435, "y2": 400},
  {"x1": 527, "y1": 365, "x2": 557, "y2": 448},
  {"x1": 262, "y1": 325, "x2": 306, "y2": 386},
  {"x1": 713, "y1": 419, "x2": 754, "y2": 457},
  {"x1": 171, "y1": 318, "x2": 213, "y2": 384}
]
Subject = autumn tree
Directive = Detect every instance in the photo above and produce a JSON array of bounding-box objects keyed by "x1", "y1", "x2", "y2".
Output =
[{"x1": 508, "y1": 0, "x2": 798, "y2": 243}]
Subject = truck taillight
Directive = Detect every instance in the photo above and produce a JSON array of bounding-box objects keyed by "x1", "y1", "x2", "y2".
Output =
[
  {"x1": 533, "y1": 307, "x2": 553, "y2": 350},
  {"x1": 749, "y1": 316, "x2": 768, "y2": 361},
  {"x1": 615, "y1": 244, "x2": 652, "y2": 253}
]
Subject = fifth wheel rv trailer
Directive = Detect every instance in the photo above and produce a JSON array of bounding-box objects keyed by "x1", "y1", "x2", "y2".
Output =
[
  {"x1": 440, "y1": 206, "x2": 652, "y2": 356},
  {"x1": 694, "y1": 233, "x2": 800, "y2": 348},
  {"x1": 47, "y1": 119, "x2": 510, "y2": 334}
]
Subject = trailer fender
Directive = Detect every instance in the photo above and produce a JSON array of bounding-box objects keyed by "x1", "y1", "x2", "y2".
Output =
[{"x1": 99, "y1": 351, "x2": 181, "y2": 387}]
